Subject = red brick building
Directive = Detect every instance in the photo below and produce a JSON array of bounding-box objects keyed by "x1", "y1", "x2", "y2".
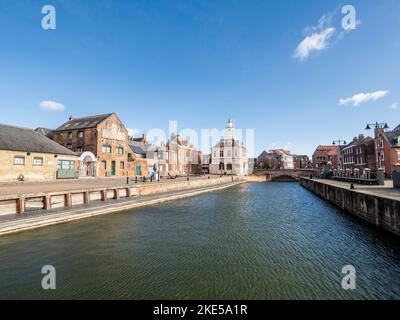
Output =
[
  {"x1": 51, "y1": 113, "x2": 129, "y2": 177},
  {"x1": 312, "y1": 145, "x2": 339, "y2": 171},
  {"x1": 341, "y1": 135, "x2": 376, "y2": 173},
  {"x1": 374, "y1": 124, "x2": 400, "y2": 177}
]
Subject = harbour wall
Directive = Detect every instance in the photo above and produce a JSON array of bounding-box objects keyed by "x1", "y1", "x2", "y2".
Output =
[{"x1": 299, "y1": 177, "x2": 400, "y2": 236}]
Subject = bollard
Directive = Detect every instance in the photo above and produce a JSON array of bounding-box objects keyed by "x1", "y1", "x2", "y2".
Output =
[
  {"x1": 126, "y1": 177, "x2": 129, "y2": 185},
  {"x1": 135, "y1": 176, "x2": 138, "y2": 184}
]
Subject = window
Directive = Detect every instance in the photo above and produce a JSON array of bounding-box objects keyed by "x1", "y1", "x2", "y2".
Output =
[
  {"x1": 77, "y1": 147, "x2": 83, "y2": 153},
  {"x1": 14, "y1": 156, "x2": 25, "y2": 165},
  {"x1": 214, "y1": 151, "x2": 216, "y2": 157},
  {"x1": 57, "y1": 160, "x2": 75, "y2": 170},
  {"x1": 220, "y1": 150, "x2": 224, "y2": 157},
  {"x1": 227, "y1": 164, "x2": 232, "y2": 170},
  {"x1": 102, "y1": 145, "x2": 111, "y2": 153},
  {"x1": 120, "y1": 162, "x2": 125, "y2": 170},
  {"x1": 128, "y1": 153, "x2": 133, "y2": 162},
  {"x1": 398, "y1": 152, "x2": 400, "y2": 161},
  {"x1": 68, "y1": 132, "x2": 73, "y2": 139},
  {"x1": 116, "y1": 147, "x2": 124, "y2": 155},
  {"x1": 101, "y1": 161, "x2": 107, "y2": 170},
  {"x1": 67, "y1": 144, "x2": 72, "y2": 149},
  {"x1": 78, "y1": 131, "x2": 84, "y2": 139},
  {"x1": 33, "y1": 157, "x2": 43, "y2": 166},
  {"x1": 227, "y1": 151, "x2": 231, "y2": 157}
]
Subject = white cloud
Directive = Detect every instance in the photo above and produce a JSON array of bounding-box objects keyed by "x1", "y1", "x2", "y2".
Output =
[
  {"x1": 390, "y1": 103, "x2": 399, "y2": 109},
  {"x1": 39, "y1": 100, "x2": 64, "y2": 111},
  {"x1": 339, "y1": 90, "x2": 389, "y2": 107},
  {"x1": 294, "y1": 27, "x2": 335, "y2": 60}
]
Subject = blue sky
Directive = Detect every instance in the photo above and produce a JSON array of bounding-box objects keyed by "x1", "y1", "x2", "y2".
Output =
[{"x1": 0, "y1": 0, "x2": 399, "y2": 157}]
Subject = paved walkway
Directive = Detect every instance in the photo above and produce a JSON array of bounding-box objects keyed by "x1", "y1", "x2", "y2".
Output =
[
  {"x1": 312, "y1": 178, "x2": 400, "y2": 201},
  {"x1": 0, "y1": 175, "x2": 219, "y2": 197},
  {"x1": 0, "y1": 180, "x2": 244, "y2": 236}
]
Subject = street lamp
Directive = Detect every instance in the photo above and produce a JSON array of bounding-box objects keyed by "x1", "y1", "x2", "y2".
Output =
[
  {"x1": 332, "y1": 139, "x2": 347, "y2": 146},
  {"x1": 365, "y1": 122, "x2": 389, "y2": 130}
]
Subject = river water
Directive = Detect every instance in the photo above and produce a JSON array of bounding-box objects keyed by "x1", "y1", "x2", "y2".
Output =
[{"x1": 0, "y1": 183, "x2": 399, "y2": 299}]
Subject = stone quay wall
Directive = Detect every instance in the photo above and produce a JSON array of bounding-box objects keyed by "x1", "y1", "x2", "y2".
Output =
[
  {"x1": 299, "y1": 178, "x2": 400, "y2": 236},
  {"x1": 0, "y1": 176, "x2": 240, "y2": 216},
  {"x1": 139, "y1": 176, "x2": 240, "y2": 196}
]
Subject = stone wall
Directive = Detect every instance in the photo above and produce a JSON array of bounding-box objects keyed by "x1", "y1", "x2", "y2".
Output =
[
  {"x1": 139, "y1": 176, "x2": 239, "y2": 196},
  {"x1": 299, "y1": 178, "x2": 400, "y2": 236}
]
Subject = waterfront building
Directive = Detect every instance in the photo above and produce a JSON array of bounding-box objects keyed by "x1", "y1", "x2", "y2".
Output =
[
  {"x1": 341, "y1": 135, "x2": 376, "y2": 176},
  {"x1": 312, "y1": 145, "x2": 339, "y2": 172},
  {"x1": 293, "y1": 155, "x2": 310, "y2": 169},
  {"x1": 51, "y1": 113, "x2": 129, "y2": 177},
  {"x1": 257, "y1": 149, "x2": 294, "y2": 170},
  {"x1": 371, "y1": 124, "x2": 400, "y2": 177},
  {"x1": 0, "y1": 124, "x2": 77, "y2": 182},
  {"x1": 210, "y1": 119, "x2": 249, "y2": 176},
  {"x1": 127, "y1": 134, "x2": 159, "y2": 177},
  {"x1": 270, "y1": 149, "x2": 294, "y2": 170},
  {"x1": 165, "y1": 134, "x2": 202, "y2": 176}
]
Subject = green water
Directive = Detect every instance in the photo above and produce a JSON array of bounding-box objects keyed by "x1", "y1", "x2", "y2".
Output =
[{"x1": 0, "y1": 183, "x2": 399, "y2": 299}]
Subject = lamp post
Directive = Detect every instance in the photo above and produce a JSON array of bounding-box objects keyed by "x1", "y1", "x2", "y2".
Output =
[
  {"x1": 332, "y1": 139, "x2": 347, "y2": 146},
  {"x1": 332, "y1": 139, "x2": 346, "y2": 171}
]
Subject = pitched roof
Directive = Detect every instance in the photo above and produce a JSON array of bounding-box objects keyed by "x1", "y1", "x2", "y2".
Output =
[
  {"x1": 35, "y1": 127, "x2": 54, "y2": 138},
  {"x1": 54, "y1": 113, "x2": 113, "y2": 131},
  {"x1": 384, "y1": 126, "x2": 400, "y2": 147},
  {"x1": 128, "y1": 140, "x2": 158, "y2": 156},
  {"x1": 0, "y1": 124, "x2": 76, "y2": 156}
]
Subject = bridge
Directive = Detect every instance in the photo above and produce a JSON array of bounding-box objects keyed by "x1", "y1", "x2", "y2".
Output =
[{"x1": 250, "y1": 169, "x2": 315, "y2": 182}]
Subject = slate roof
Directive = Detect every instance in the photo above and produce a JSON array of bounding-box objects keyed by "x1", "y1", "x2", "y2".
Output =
[
  {"x1": 384, "y1": 126, "x2": 400, "y2": 147},
  {"x1": 0, "y1": 124, "x2": 76, "y2": 155},
  {"x1": 54, "y1": 113, "x2": 113, "y2": 131},
  {"x1": 129, "y1": 141, "x2": 158, "y2": 156},
  {"x1": 35, "y1": 127, "x2": 54, "y2": 138}
]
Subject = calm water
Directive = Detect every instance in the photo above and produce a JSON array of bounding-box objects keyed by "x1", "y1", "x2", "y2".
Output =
[{"x1": 0, "y1": 183, "x2": 399, "y2": 300}]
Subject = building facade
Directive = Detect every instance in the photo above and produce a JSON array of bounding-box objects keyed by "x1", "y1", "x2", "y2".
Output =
[
  {"x1": 0, "y1": 124, "x2": 77, "y2": 182},
  {"x1": 164, "y1": 134, "x2": 202, "y2": 176},
  {"x1": 127, "y1": 134, "x2": 159, "y2": 177},
  {"x1": 374, "y1": 124, "x2": 400, "y2": 176},
  {"x1": 51, "y1": 113, "x2": 129, "y2": 177},
  {"x1": 341, "y1": 135, "x2": 376, "y2": 173},
  {"x1": 312, "y1": 145, "x2": 339, "y2": 171},
  {"x1": 293, "y1": 155, "x2": 310, "y2": 169},
  {"x1": 210, "y1": 119, "x2": 248, "y2": 176}
]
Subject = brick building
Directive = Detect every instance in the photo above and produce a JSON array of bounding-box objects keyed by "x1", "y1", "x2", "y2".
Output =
[
  {"x1": 127, "y1": 134, "x2": 159, "y2": 177},
  {"x1": 293, "y1": 155, "x2": 310, "y2": 169},
  {"x1": 51, "y1": 113, "x2": 129, "y2": 177},
  {"x1": 165, "y1": 134, "x2": 202, "y2": 176},
  {"x1": 257, "y1": 149, "x2": 294, "y2": 170},
  {"x1": 341, "y1": 135, "x2": 376, "y2": 173},
  {"x1": 373, "y1": 124, "x2": 400, "y2": 176},
  {"x1": 312, "y1": 145, "x2": 339, "y2": 171},
  {"x1": 0, "y1": 124, "x2": 77, "y2": 182}
]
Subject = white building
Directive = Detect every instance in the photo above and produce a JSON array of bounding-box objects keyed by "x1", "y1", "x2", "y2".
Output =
[{"x1": 210, "y1": 119, "x2": 249, "y2": 176}]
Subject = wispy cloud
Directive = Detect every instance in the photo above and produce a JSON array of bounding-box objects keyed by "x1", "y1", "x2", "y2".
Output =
[
  {"x1": 390, "y1": 102, "x2": 399, "y2": 109},
  {"x1": 293, "y1": 8, "x2": 358, "y2": 61},
  {"x1": 293, "y1": 27, "x2": 335, "y2": 60},
  {"x1": 339, "y1": 90, "x2": 389, "y2": 107},
  {"x1": 39, "y1": 100, "x2": 64, "y2": 111}
]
